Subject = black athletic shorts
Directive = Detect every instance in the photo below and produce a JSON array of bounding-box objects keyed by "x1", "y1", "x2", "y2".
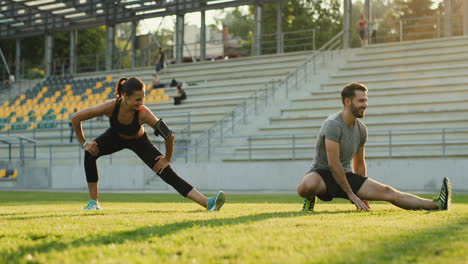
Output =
[{"x1": 308, "y1": 169, "x2": 368, "y2": 202}]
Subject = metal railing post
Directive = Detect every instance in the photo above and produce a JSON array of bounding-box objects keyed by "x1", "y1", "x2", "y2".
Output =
[
  {"x1": 78, "y1": 144, "x2": 81, "y2": 165},
  {"x1": 400, "y1": 20, "x2": 403, "y2": 42},
  {"x1": 60, "y1": 120, "x2": 64, "y2": 143},
  {"x1": 442, "y1": 128, "x2": 446, "y2": 157},
  {"x1": 49, "y1": 144, "x2": 52, "y2": 168},
  {"x1": 243, "y1": 101, "x2": 247, "y2": 124},
  {"x1": 207, "y1": 129, "x2": 211, "y2": 161},
  {"x1": 188, "y1": 112, "x2": 191, "y2": 139},
  {"x1": 248, "y1": 136, "x2": 252, "y2": 161},
  {"x1": 219, "y1": 121, "x2": 223, "y2": 143},
  {"x1": 292, "y1": 134, "x2": 296, "y2": 160},
  {"x1": 389, "y1": 130, "x2": 392, "y2": 158},
  {"x1": 231, "y1": 111, "x2": 235, "y2": 132},
  {"x1": 195, "y1": 139, "x2": 199, "y2": 163}
]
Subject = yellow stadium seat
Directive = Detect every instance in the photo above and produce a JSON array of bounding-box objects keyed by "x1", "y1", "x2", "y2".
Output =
[
  {"x1": 2, "y1": 101, "x2": 9, "y2": 107},
  {"x1": 0, "y1": 169, "x2": 5, "y2": 178},
  {"x1": 23, "y1": 116, "x2": 29, "y2": 123},
  {"x1": 105, "y1": 75, "x2": 113, "y2": 82},
  {"x1": 27, "y1": 123, "x2": 36, "y2": 130},
  {"x1": 42, "y1": 87, "x2": 48, "y2": 92},
  {"x1": 10, "y1": 170, "x2": 18, "y2": 179},
  {"x1": 95, "y1": 82, "x2": 103, "y2": 89},
  {"x1": 161, "y1": 95, "x2": 170, "y2": 102}
]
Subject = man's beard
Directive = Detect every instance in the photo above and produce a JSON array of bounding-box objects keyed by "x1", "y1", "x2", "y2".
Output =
[{"x1": 351, "y1": 103, "x2": 365, "y2": 118}]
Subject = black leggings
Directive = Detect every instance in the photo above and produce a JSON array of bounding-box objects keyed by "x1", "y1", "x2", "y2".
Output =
[{"x1": 84, "y1": 129, "x2": 194, "y2": 197}]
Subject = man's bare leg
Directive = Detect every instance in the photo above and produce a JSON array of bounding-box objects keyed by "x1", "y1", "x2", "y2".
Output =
[
  {"x1": 356, "y1": 178, "x2": 438, "y2": 210},
  {"x1": 297, "y1": 172, "x2": 327, "y2": 198}
]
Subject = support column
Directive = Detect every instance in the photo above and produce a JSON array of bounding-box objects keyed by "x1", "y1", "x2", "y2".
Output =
[
  {"x1": 131, "y1": 21, "x2": 137, "y2": 68},
  {"x1": 365, "y1": 0, "x2": 371, "y2": 43},
  {"x1": 276, "y1": 0, "x2": 283, "y2": 54},
  {"x1": 106, "y1": 25, "x2": 115, "y2": 71},
  {"x1": 444, "y1": 0, "x2": 452, "y2": 37},
  {"x1": 70, "y1": 30, "x2": 77, "y2": 75},
  {"x1": 343, "y1": 0, "x2": 351, "y2": 49},
  {"x1": 45, "y1": 34, "x2": 53, "y2": 77},
  {"x1": 253, "y1": 3, "x2": 263, "y2": 56},
  {"x1": 464, "y1": 0, "x2": 468, "y2": 35},
  {"x1": 15, "y1": 39, "x2": 20, "y2": 79},
  {"x1": 200, "y1": 10, "x2": 206, "y2": 61},
  {"x1": 175, "y1": 14, "x2": 184, "y2": 64}
]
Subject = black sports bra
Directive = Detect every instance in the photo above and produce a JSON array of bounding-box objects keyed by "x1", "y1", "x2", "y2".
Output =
[{"x1": 109, "y1": 99, "x2": 141, "y2": 136}]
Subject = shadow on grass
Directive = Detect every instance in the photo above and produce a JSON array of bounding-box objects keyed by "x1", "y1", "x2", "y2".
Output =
[
  {"x1": 320, "y1": 217, "x2": 468, "y2": 263},
  {"x1": 1, "y1": 210, "x2": 348, "y2": 261},
  {"x1": 2, "y1": 209, "x2": 240, "y2": 221}
]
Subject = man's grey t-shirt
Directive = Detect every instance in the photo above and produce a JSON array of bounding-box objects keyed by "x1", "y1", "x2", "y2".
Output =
[{"x1": 311, "y1": 112, "x2": 368, "y2": 173}]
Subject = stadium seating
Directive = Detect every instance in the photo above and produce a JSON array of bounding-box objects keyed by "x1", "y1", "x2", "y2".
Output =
[
  {"x1": 0, "y1": 169, "x2": 18, "y2": 180},
  {"x1": 220, "y1": 36, "x2": 468, "y2": 161},
  {"x1": 0, "y1": 51, "x2": 311, "y2": 165},
  {"x1": 0, "y1": 74, "x2": 173, "y2": 134}
]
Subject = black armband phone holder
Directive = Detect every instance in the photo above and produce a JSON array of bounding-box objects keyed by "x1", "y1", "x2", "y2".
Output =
[{"x1": 154, "y1": 119, "x2": 173, "y2": 139}]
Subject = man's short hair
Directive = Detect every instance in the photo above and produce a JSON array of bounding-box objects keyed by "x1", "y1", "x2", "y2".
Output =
[{"x1": 341, "y1": 82, "x2": 368, "y2": 105}]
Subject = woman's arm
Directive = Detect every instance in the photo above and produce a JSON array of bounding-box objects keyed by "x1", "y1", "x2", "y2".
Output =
[
  {"x1": 140, "y1": 105, "x2": 175, "y2": 173},
  {"x1": 141, "y1": 106, "x2": 175, "y2": 161},
  {"x1": 71, "y1": 101, "x2": 113, "y2": 146}
]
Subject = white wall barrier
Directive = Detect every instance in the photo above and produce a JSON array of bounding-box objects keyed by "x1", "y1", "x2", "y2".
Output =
[{"x1": 47, "y1": 159, "x2": 468, "y2": 193}]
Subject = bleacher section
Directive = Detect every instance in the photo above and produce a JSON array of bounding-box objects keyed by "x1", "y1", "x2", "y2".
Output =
[
  {"x1": 0, "y1": 169, "x2": 18, "y2": 180},
  {"x1": 0, "y1": 51, "x2": 313, "y2": 165},
  {"x1": 220, "y1": 36, "x2": 468, "y2": 161}
]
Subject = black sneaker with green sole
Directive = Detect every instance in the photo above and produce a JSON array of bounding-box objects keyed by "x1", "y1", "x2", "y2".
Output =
[
  {"x1": 434, "y1": 177, "x2": 452, "y2": 210},
  {"x1": 301, "y1": 196, "x2": 316, "y2": 212}
]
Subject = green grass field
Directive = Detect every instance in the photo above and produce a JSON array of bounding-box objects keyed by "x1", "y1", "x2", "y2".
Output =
[{"x1": 0, "y1": 191, "x2": 467, "y2": 264}]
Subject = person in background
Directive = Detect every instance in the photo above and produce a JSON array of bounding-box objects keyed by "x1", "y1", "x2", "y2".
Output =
[
  {"x1": 151, "y1": 72, "x2": 166, "y2": 89},
  {"x1": 155, "y1": 48, "x2": 166, "y2": 73},
  {"x1": 357, "y1": 14, "x2": 368, "y2": 47},
  {"x1": 173, "y1": 82, "x2": 187, "y2": 105}
]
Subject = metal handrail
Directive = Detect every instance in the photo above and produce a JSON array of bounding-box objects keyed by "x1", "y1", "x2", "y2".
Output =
[{"x1": 190, "y1": 30, "x2": 344, "y2": 162}]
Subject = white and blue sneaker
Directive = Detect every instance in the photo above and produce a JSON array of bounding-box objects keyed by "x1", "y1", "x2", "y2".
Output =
[
  {"x1": 207, "y1": 191, "x2": 226, "y2": 211},
  {"x1": 83, "y1": 200, "x2": 102, "y2": 210}
]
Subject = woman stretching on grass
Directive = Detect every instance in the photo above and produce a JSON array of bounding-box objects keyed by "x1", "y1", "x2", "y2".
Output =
[{"x1": 71, "y1": 76, "x2": 225, "y2": 211}]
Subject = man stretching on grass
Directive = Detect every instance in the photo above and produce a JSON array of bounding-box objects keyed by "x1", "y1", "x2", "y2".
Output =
[{"x1": 297, "y1": 82, "x2": 452, "y2": 211}]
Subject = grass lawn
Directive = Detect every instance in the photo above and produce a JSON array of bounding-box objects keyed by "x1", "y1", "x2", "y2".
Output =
[{"x1": 0, "y1": 191, "x2": 467, "y2": 264}]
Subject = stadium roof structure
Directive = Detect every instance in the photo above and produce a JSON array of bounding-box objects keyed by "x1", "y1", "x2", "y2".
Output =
[{"x1": 0, "y1": 0, "x2": 276, "y2": 40}]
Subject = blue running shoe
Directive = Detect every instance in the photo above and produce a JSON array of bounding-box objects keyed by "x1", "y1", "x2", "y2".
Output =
[
  {"x1": 207, "y1": 191, "x2": 226, "y2": 211},
  {"x1": 83, "y1": 200, "x2": 102, "y2": 210}
]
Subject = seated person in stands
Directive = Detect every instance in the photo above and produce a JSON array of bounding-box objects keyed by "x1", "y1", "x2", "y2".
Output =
[
  {"x1": 151, "y1": 73, "x2": 166, "y2": 89},
  {"x1": 170, "y1": 78, "x2": 178, "y2": 87},
  {"x1": 3, "y1": 74, "x2": 15, "y2": 87},
  {"x1": 173, "y1": 82, "x2": 187, "y2": 105}
]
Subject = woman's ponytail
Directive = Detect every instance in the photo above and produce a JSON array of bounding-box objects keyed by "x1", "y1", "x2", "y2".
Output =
[{"x1": 115, "y1": 77, "x2": 128, "y2": 99}]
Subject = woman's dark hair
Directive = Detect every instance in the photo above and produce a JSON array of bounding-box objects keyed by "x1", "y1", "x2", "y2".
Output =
[
  {"x1": 341, "y1": 82, "x2": 368, "y2": 105},
  {"x1": 115, "y1": 77, "x2": 145, "y2": 99}
]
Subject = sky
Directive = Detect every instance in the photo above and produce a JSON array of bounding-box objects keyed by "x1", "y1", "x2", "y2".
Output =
[
  {"x1": 138, "y1": 6, "x2": 249, "y2": 34},
  {"x1": 137, "y1": 0, "x2": 444, "y2": 35}
]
